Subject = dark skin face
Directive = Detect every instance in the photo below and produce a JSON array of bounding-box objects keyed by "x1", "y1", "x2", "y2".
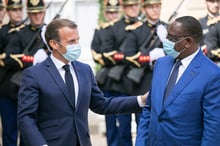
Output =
[{"x1": 167, "y1": 21, "x2": 199, "y2": 59}]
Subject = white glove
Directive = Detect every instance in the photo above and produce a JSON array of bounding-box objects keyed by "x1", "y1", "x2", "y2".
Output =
[
  {"x1": 149, "y1": 48, "x2": 165, "y2": 63},
  {"x1": 156, "y1": 24, "x2": 167, "y2": 42},
  {"x1": 33, "y1": 49, "x2": 48, "y2": 65}
]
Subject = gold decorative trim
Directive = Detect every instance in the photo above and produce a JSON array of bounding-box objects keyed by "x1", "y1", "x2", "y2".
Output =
[
  {"x1": 125, "y1": 21, "x2": 143, "y2": 31},
  {"x1": 103, "y1": 51, "x2": 117, "y2": 64},
  {"x1": 126, "y1": 52, "x2": 141, "y2": 67},
  {"x1": 211, "y1": 49, "x2": 220, "y2": 58},
  {"x1": 207, "y1": 16, "x2": 220, "y2": 26},
  {"x1": 10, "y1": 54, "x2": 24, "y2": 68},
  {"x1": 91, "y1": 50, "x2": 105, "y2": 66},
  {"x1": 8, "y1": 24, "x2": 25, "y2": 33},
  {"x1": 30, "y1": 0, "x2": 40, "y2": 6}
]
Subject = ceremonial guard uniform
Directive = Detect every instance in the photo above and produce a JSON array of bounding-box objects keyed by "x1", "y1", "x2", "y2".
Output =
[
  {"x1": 101, "y1": 1, "x2": 141, "y2": 94},
  {"x1": 198, "y1": 0, "x2": 220, "y2": 51},
  {"x1": 0, "y1": 0, "x2": 25, "y2": 98},
  {"x1": 7, "y1": 24, "x2": 46, "y2": 57},
  {"x1": 124, "y1": 0, "x2": 167, "y2": 95},
  {"x1": 1, "y1": 5, "x2": 47, "y2": 143},
  {"x1": 91, "y1": 1, "x2": 129, "y2": 145},
  {"x1": 93, "y1": 0, "x2": 141, "y2": 146},
  {"x1": 0, "y1": 0, "x2": 25, "y2": 145},
  {"x1": 199, "y1": 15, "x2": 213, "y2": 48},
  {"x1": 5, "y1": 0, "x2": 47, "y2": 81},
  {"x1": 205, "y1": 21, "x2": 220, "y2": 66},
  {"x1": 91, "y1": 3, "x2": 119, "y2": 67}
]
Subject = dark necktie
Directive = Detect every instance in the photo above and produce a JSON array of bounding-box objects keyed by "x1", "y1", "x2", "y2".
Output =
[
  {"x1": 63, "y1": 64, "x2": 75, "y2": 108},
  {"x1": 164, "y1": 60, "x2": 182, "y2": 100}
]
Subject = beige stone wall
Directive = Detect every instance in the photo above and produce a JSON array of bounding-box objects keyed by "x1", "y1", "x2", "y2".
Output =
[{"x1": 160, "y1": 0, "x2": 207, "y2": 23}]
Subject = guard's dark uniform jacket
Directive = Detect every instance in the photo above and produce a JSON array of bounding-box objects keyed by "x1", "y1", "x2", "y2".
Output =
[
  {"x1": 124, "y1": 20, "x2": 167, "y2": 95},
  {"x1": 199, "y1": 15, "x2": 210, "y2": 47},
  {"x1": 0, "y1": 23, "x2": 25, "y2": 56},
  {"x1": 5, "y1": 24, "x2": 47, "y2": 69},
  {"x1": 1, "y1": 24, "x2": 47, "y2": 99},
  {"x1": 91, "y1": 20, "x2": 119, "y2": 91},
  {"x1": 102, "y1": 17, "x2": 139, "y2": 53},
  {"x1": 205, "y1": 21, "x2": 220, "y2": 63},
  {"x1": 91, "y1": 21, "x2": 116, "y2": 67},
  {"x1": 98, "y1": 17, "x2": 142, "y2": 94},
  {"x1": 7, "y1": 24, "x2": 46, "y2": 56},
  {"x1": 0, "y1": 22, "x2": 25, "y2": 99},
  {"x1": 91, "y1": 28, "x2": 102, "y2": 53}
]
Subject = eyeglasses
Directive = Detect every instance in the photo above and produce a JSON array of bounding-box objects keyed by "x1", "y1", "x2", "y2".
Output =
[{"x1": 166, "y1": 34, "x2": 189, "y2": 42}]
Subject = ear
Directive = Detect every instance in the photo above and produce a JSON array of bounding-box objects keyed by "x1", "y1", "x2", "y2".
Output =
[
  {"x1": 185, "y1": 37, "x2": 193, "y2": 48},
  {"x1": 49, "y1": 40, "x2": 58, "y2": 51}
]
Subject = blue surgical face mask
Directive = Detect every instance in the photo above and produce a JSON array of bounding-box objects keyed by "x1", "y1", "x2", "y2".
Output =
[
  {"x1": 163, "y1": 38, "x2": 185, "y2": 58},
  {"x1": 56, "y1": 41, "x2": 81, "y2": 62},
  {"x1": 63, "y1": 44, "x2": 81, "y2": 61}
]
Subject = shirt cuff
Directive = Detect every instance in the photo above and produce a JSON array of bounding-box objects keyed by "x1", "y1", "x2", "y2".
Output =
[{"x1": 137, "y1": 95, "x2": 146, "y2": 107}]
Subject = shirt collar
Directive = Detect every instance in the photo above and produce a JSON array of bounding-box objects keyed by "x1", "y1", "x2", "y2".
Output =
[
  {"x1": 50, "y1": 54, "x2": 71, "y2": 70},
  {"x1": 181, "y1": 48, "x2": 200, "y2": 68}
]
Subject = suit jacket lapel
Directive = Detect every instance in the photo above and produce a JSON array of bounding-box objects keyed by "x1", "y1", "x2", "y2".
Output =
[
  {"x1": 46, "y1": 57, "x2": 75, "y2": 109},
  {"x1": 162, "y1": 51, "x2": 202, "y2": 110},
  {"x1": 157, "y1": 58, "x2": 174, "y2": 113}
]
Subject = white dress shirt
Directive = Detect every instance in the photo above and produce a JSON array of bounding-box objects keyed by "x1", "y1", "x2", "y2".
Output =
[
  {"x1": 50, "y1": 55, "x2": 79, "y2": 107},
  {"x1": 176, "y1": 48, "x2": 200, "y2": 82}
]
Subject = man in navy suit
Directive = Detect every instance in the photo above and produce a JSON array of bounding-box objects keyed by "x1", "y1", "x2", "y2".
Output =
[
  {"x1": 136, "y1": 16, "x2": 220, "y2": 146},
  {"x1": 17, "y1": 19, "x2": 148, "y2": 146}
]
